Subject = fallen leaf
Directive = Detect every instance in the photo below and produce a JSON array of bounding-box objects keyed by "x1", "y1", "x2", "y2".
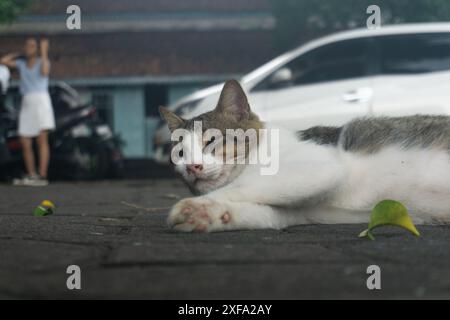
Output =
[{"x1": 359, "y1": 200, "x2": 420, "y2": 240}]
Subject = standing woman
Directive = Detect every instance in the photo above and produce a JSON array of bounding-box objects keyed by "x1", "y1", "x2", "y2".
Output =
[{"x1": 1, "y1": 38, "x2": 55, "y2": 186}]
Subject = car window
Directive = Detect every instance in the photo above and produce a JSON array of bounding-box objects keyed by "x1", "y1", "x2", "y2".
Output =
[
  {"x1": 379, "y1": 33, "x2": 450, "y2": 74},
  {"x1": 252, "y1": 38, "x2": 371, "y2": 91}
]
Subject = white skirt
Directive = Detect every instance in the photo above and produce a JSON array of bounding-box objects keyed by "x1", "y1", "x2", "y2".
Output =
[{"x1": 18, "y1": 92, "x2": 55, "y2": 137}]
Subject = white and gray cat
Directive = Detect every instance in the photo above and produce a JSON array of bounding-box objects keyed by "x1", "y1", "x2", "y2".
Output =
[{"x1": 160, "y1": 80, "x2": 450, "y2": 232}]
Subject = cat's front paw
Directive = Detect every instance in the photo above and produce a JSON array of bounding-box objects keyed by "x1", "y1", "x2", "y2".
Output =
[{"x1": 167, "y1": 197, "x2": 233, "y2": 233}]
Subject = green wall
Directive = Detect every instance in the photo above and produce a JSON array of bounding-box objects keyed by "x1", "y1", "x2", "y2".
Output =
[{"x1": 113, "y1": 87, "x2": 146, "y2": 158}]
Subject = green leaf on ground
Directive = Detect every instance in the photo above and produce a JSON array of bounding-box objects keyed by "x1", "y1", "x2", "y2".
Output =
[{"x1": 359, "y1": 200, "x2": 420, "y2": 240}]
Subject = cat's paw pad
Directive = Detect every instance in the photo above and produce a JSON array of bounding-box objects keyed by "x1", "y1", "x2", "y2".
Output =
[{"x1": 167, "y1": 197, "x2": 232, "y2": 233}]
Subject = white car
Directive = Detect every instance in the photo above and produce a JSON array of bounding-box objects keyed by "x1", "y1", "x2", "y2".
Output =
[{"x1": 153, "y1": 23, "x2": 450, "y2": 163}]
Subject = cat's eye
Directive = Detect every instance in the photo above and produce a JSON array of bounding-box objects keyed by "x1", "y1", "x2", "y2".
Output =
[{"x1": 204, "y1": 137, "x2": 216, "y2": 148}]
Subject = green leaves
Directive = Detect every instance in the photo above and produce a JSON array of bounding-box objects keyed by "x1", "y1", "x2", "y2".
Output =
[
  {"x1": 268, "y1": 0, "x2": 450, "y2": 51},
  {"x1": 359, "y1": 200, "x2": 420, "y2": 240},
  {"x1": 0, "y1": 0, "x2": 30, "y2": 25}
]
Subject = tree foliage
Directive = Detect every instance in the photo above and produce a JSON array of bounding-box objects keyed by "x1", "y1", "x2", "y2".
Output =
[
  {"x1": 269, "y1": 0, "x2": 450, "y2": 51},
  {"x1": 0, "y1": 0, "x2": 31, "y2": 24}
]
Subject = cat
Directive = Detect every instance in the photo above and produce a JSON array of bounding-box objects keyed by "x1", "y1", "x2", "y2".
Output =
[{"x1": 159, "y1": 79, "x2": 450, "y2": 233}]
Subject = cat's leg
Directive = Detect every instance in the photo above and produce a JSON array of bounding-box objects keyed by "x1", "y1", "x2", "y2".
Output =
[
  {"x1": 167, "y1": 196, "x2": 308, "y2": 233},
  {"x1": 167, "y1": 161, "x2": 348, "y2": 232},
  {"x1": 208, "y1": 161, "x2": 346, "y2": 208}
]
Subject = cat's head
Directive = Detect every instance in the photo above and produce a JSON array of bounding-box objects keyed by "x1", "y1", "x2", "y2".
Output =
[{"x1": 160, "y1": 80, "x2": 263, "y2": 195}]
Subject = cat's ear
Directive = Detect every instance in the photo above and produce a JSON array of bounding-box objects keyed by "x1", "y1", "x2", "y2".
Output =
[
  {"x1": 215, "y1": 79, "x2": 250, "y2": 122},
  {"x1": 159, "y1": 106, "x2": 185, "y2": 132}
]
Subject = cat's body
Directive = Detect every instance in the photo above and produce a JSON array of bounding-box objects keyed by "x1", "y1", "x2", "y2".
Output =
[{"x1": 160, "y1": 80, "x2": 450, "y2": 232}]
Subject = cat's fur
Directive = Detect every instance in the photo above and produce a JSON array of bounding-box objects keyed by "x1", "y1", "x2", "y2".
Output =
[{"x1": 160, "y1": 80, "x2": 450, "y2": 232}]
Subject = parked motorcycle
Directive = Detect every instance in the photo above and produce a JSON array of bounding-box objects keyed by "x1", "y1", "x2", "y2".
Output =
[{"x1": 0, "y1": 81, "x2": 124, "y2": 181}]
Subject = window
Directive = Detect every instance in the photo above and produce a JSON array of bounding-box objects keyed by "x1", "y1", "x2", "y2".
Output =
[
  {"x1": 379, "y1": 33, "x2": 450, "y2": 74},
  {"x1": 145, "y1": 85, "x2": 168, "y2": 118},
  {"x1": 92, "y1": 91, "x2": 114, "y2": 128},
  {"x1": 253, "y1": 38, "x2": 371, "y2": 91}
]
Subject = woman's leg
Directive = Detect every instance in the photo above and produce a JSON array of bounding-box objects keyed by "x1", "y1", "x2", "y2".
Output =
[
  {"x1": 20, "y1": 136, "x2": 37, "y2": 177},
  {"x1": 37, "y1": 130, "x2": 50, "y2": 178}
]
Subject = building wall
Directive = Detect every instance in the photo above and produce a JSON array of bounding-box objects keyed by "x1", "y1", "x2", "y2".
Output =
[
  {"x1": 87, "y1": 82, "x2": 211, "y2": 159},
  {"x1": 168, "y1": 84, "x2": 207, "y2": 105}
]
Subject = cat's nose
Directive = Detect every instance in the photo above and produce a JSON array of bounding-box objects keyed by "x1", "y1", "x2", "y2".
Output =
[{"x1": 186, "y1": 164, "x2": 203, "y2": 175}]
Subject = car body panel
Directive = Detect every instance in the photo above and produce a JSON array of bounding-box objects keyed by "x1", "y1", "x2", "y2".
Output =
[{"x1": 153, "y1": 23, "x2": 450, "y2": 163}]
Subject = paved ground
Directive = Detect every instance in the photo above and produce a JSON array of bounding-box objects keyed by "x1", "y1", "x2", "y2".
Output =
[{"x1": 0, "y1": 179, "x2": 449, "y2": 299}]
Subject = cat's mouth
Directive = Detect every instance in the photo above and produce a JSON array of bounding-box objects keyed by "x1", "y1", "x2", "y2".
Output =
[
  {"x1": 192, "y1": 170, "x2": 227, "y2": 188},
  {"x1": 192, "y1": 176, "x2": 206, "y2": 185}
]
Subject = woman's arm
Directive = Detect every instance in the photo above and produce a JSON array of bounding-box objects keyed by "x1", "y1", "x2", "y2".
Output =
[
  {"x1": 0, "y1": 53, "x2": 20, "y2": 68},
  {"x1": 40, "y1": 39, "x2": 50, "y2": 76}
]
